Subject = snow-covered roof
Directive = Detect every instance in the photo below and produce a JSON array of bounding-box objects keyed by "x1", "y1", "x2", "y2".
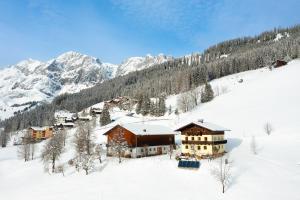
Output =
[
  {"x1": 104, "y1": 123, "x2": 177, "y2": 136},
  {"x1": 62, "y1": 122, "x2": 75, "y2": 126},
  {"x1": 54, "y1": 110, "x2": 75, "y2": 118},
  {"x1": 175, "y1": 121, "x2": 230, "y2": 132},
  {"x1": 78, "y1": 116, "x2": 92, "y2": 120},
  {"x1": 30, "y1": 126, "x2": 50, "y2": 131}
]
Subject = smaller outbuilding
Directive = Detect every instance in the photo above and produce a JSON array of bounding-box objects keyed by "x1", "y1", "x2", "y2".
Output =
[{"x1": 272, "y1": 60, "x2": 287, "y2": 68}]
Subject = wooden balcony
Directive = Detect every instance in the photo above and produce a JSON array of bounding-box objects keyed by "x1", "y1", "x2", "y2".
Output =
[{"x1": 182, "y1": 140, "x2": 227, "y2": 145}]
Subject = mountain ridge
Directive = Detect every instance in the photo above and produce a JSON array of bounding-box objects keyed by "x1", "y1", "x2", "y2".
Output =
[{"x1": 0, "y1": 51, "x2": 173, "y2": 120}]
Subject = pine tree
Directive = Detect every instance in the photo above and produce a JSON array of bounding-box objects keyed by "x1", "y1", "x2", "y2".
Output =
[
  {"x1": 201, "y1": 82, "x2": 214, "y2": 103},
  {"x1": 141, "y1": 96, "x2": 151, "y2": 116},
  {"x1": 158, "y1": 96, "x2": 166, "y2": 116},
  {"x1": 168, "y1": 105, "x2": 172, "y2": 115},
  {"x1": 135, "y1": 94, "x2": 143, "y2": 114},
  {"x1": 174, "y1": 108, "x2": 179, "y2": 115},
  {"x1": 100, "y1": 105, "x2": 111, "y2": 126}
]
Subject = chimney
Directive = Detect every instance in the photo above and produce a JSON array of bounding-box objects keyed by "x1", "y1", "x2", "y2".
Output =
[{"x1": 198, "y1": 119, "x2": 204, "y2": 123}]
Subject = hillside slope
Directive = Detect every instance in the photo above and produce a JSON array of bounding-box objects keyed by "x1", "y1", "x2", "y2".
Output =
[{"x1": 0, "y1": 60, "x2": 299, "y2": 200}]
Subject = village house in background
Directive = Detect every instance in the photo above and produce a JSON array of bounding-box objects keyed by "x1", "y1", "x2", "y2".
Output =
[
  {"x1": 104, "y1": 96, "x2": 137, "y2": 110},
  {"x1": 28, "y1": 126, "x2": 54, "y2": 141},
  {"x1": 54, "y1": 111, "x2": 77, "y2": 128},
  {"x1": 103, "y1": 123, "x2": 177, "y2": 158},
  {"x1": 272, "y1": 59, "x2": 288, "y2": 68},
  {"x1": 90, "y1": 107, "x2": 103, "y2": 115},
  {"x1": 176, "y1": 120, "x2": 229, "y2": 159}
]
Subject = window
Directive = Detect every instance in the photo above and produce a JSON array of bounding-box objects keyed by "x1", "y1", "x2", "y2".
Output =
[
  {"x1": 198, "y1": 137, "x2": 201, "y2": 141},
  {"x1": 153, "y1": 148, "x2": 156, "y2": 151},
  {"x1": 204, "y1": 146, "x2": 207, "y2": 150},
  {"x1": 141, "y1": 149, "x2": 144, "y2": 152},
  {"x1": 191, "y1": 137, "x2": 194, "y2": 141},
  {"x1": 191, "y1": 145, "x2": 194, "y2": 150},
  {"x1": 185, "y1": 137, "x2": 188, "y2": 141},
  {"x1": 185, "y1": 145, "x2": 188, "y2": 149},
  {"x1": 197, "y1": 146, "x2": 201, "y2": 150},
  {"x1": 164, "y1": 147, "x2": 166, "y2": 150},
  {"x1": 149, "y1": 148, "x2": 152, "y2": 151},
  {"x1": 204, "y1": 137, "x2": 207, "y2": 141}
]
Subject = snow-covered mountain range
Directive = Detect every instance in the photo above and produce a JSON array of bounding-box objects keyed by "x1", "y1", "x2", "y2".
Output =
[
  {"x1": 0, "y1": 51, "x2": 173, "y2": 120},
  {"x1": 116, "y1": 54, "x2": 173, "y2": 76}
]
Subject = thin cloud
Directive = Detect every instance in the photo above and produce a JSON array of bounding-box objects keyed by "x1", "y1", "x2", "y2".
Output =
[
  {"x1": 111, "y1": 0, "x2": 221, "y2": 42},
  {"x1": 27, "y1": 0, "x2": 65, "y2": 21}
]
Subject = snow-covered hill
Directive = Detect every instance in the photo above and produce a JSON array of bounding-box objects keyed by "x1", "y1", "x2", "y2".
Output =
[
  {"x1": 115, "y1": 53, "x2": 173, "y2": 76},
  {"x1": 1, "y1": 59, "x2": 299, "y2": 200}
]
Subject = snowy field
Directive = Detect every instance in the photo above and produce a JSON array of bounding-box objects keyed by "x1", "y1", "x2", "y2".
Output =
[{"x1": 1, "y1": 60, "x2": 300, "y2": 200}]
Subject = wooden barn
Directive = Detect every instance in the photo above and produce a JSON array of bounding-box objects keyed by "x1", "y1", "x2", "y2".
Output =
[
  {"x1": 103, "y1": 123, "x2": 177, "y2": 158},
  {"x1": 176, "y1": 120, "x2": 229, "y2": 159},
  {"x1": 272, "y1": 60, "x2": 287, "y2": 68}
]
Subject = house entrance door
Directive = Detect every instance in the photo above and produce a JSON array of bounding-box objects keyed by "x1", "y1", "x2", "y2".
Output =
[{"x1": 157, "y1": 147, "x2": 162, "y2": 155}]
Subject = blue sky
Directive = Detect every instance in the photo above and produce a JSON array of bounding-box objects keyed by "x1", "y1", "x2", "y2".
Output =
[{"x1": 0, "y1": 0, "x2": 299, "y2": 67}]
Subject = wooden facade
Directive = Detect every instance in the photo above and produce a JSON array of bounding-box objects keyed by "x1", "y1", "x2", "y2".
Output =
[
  {"x1": 29, "y1": 127, "x2": 53, "y2": 140},
  {"x1": 176, "y1": 122, "x2": 228, "y2": 158},
  {"x1": 103, "y1": 124, "x2": 175, "y2": 158}
]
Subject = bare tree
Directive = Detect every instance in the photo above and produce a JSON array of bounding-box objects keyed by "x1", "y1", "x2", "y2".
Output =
[
  {"x1": 30, "y1": 143, "x2": 35, "y2": 160},
  {"x1": 18, "y1": 131, "x2": 31, "y2": 162},
  {"x1": 177, "y1": 93, "x2": 191, "y2": 113},
  {"x1": 41, "y1": 134, "x2": 64, "y2": 173},
  {"x1": 188, "y1": 89, "x2": 201, "y2": 107},
  {"x1": 82, "y1": 153, "x2": 95, "y2": 175},
  {"x1": 94, "y1": 144, "x2": 104, "y2": 164},
  {"x1": 0, "y1": 130, "x2": 9, "y2": 148},
  {"x1": 250, "y1": 136, "x2": 257, "y2": 155},
  {"x1": 211, "y1": 156, "x2": 232, "y2": 193},
  {"x1": 190, "y1": 144, "x2": 198, "y2": 160},
  {"x1": 168, "y1": 144, "x2": 174, "y2": 159},
  {"x1": 264, "y1": 122, "x2": 273, "y2": 135},
  {"x1": 74, "y1": 122, "x2": 95, "y2": 156},
  {"x1": 73, "y1": 122, "x2": 96, "y2": 173},
  {"x1": 109, "y1": 128, "x2": 129, "y2": 163},
  {"x1": 18, "y1": 143, "x2": 30, "y2": 162},
  {"x1": 57, "y1": 128, "x2": 68, "y2": 147}
]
